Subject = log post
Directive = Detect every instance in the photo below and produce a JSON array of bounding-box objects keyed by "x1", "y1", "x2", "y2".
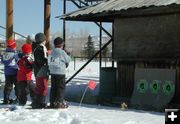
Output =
[
  {"x1": 44, "y1": 0, "x2": 51, "y2": 49},
  {"x1": 6, "y1": 0, "x2": 13, "y2": 42}
]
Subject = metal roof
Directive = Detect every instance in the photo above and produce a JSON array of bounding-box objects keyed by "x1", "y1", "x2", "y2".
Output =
[{"x1": 59, "y1": 0, "x2": 180, "y2": 21}]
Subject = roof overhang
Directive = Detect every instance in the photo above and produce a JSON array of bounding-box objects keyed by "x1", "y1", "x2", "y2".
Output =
[{"x1": 57, "y1": 0, "x2": 180, "y2": 22}]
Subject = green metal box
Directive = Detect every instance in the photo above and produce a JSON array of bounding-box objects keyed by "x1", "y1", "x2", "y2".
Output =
[{"x1": 99, "y1": 67, "x2": 116, "y2": 103}]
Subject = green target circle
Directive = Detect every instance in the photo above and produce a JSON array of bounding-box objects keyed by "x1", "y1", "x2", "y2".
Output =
[
  {"x1": 137, "y1": 80, "x2": 148, "y2": 93},
  {"x1": 150, "y1": 80, "x2": 161, "y2": 94},
  {"x1": 163, "y1": 81, "x2": 175, "y2": 95}
]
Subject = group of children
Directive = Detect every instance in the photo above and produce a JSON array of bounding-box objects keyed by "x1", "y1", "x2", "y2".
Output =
[{"x1": 1, "y1": 33, "x2": 71, "y2": 109}]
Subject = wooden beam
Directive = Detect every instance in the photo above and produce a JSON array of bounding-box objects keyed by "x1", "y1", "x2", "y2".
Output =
[
  {"x1": 44, "y1": 0, "x2": 51, "y2": 49},
  {"x1": 6, "y1": 0, "x2": 13, "y2": 42}
]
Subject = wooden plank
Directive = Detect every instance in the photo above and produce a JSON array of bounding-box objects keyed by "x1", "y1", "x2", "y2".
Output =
[{"x1": 116, "y1": 62, "x2": 134, "y2": 99}]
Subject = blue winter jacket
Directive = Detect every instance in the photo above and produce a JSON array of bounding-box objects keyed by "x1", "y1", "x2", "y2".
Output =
[
  {"x1": 1, "y1": 48, "x2": 18, "y2": 75},
  {"x1": 48, "y1": 48, "x2": 71, "y2": 75}
]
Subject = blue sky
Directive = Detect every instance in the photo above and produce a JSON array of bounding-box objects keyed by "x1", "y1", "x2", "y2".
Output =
[{"x1": 0, "y1": 0, "x2": 111, "y2": 38}]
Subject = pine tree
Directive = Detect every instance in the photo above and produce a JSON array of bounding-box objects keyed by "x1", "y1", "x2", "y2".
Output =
[{"x1": 84, "y1": 35, "x2": 95, "y2": 59}]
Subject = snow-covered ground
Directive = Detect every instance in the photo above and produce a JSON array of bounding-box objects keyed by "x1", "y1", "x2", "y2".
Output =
[
  {"x1": 0, "y1": 61, "x2": 164, "y2": 124},
  {"x1": 0, "y1": 102, "x2": 164, "y2": 124}
]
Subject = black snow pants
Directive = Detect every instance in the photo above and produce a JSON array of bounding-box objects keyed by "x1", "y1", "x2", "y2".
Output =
[
  {"x1": 50, "y1": 74, "x2": 66, "y2": 105},
  {"x1": 16, "y1": 80, "x2": 35, "y2": 105},
  {"x1": 3, "y1": 75, "x2": 18, "y2": 103}
]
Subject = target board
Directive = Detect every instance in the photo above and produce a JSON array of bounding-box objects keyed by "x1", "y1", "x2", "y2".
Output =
[{"x1": 131, "y1": 68, "x2": 175, "y2": 109}]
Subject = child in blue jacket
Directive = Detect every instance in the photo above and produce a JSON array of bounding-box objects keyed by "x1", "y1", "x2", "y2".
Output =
[
  {"x1": 48, "y1": 37, "x2": 71, "y2": 108},
  {"x1": 1, "y1": 39, "x2": 18, "y2": 104}
]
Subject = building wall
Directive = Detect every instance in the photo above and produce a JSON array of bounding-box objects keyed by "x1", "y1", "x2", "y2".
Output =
[
  {"x1": 113, "y1": 13, "x2": 180, "y2": 61},
  {"x1": 113, "y1": 13, "x2": 180, "y2": 105}
]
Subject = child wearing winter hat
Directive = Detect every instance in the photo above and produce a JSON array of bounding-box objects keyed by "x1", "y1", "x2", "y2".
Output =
[
  {"x1": 1, "y1": 39, "x2": 18, "y2": 104},
  {"x1": 17, "y1": 43, "x2": 35, "y2": 105},
  {"x1": 48, "y1": 37, "x2": 71, "y2": 108},
  {"x1": 7, "y1": 39, "x2": 17, "y2": 49},
  {"x1": 32, "y1": 33, "x2": 48, "y2": 109}
]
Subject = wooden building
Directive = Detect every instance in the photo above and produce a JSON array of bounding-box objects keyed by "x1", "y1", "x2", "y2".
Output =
[{"x1": 60, "y1": 0, "x2": 180, "y2": 110}]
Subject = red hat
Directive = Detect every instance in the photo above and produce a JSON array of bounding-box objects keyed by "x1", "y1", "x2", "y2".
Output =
[
  {"x1": 7, "y1": 39, "x2": 16, "y2": 49},
  {"x1": 22, "y1": 43, "x2": 32, "y2": 54}
]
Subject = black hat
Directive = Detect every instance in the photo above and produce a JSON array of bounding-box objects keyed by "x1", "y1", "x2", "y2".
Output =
[
  {"x1": 35, "y1": 33, "x2": 46, "y2": 44},
  {"x1": 54, "y1": 37, "x2": 64, "y2": 46}
]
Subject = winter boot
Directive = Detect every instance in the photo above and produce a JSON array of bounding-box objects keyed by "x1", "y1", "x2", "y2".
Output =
[
  {"x1": 53, "y1": 100, "x2": 69, "y2": 109},
  {"x1": 32, "y1": 95, "x2": 47, "y2": 109},
  {"x1": 2, "y1": 99, "x2": 14, "y2": 104}
]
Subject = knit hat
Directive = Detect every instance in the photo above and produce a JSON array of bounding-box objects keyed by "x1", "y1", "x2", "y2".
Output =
[
  {"x1": 22, "y1": 43, "x2": 32, "y2": 54},
  {"x1": 35, "y1": 33, "x2": 46, "y2": 44},
  {"x1": 7, "y1": 39, "x2": 16, "y2": 49},
  {"x1": 54, "y1": 37, "x2": 64, "y2": 46}
]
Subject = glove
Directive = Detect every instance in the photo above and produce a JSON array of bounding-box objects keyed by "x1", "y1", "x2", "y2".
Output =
[
  {"x1": 27, "y1": 54, "x2": 34, "y2": 63},
  {"x1": 18, "y1": 53, "x2": 23, "y2": 58}
]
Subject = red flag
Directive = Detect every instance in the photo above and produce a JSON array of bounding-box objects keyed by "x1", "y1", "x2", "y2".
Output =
[{"x1": 87, "y1": 80, "x2": 97, "y2": 90}]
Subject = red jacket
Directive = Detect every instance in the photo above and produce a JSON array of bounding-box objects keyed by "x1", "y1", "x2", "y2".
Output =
[{"x1": 17, "y1": 56, "x2": 33, "y2": 81}]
